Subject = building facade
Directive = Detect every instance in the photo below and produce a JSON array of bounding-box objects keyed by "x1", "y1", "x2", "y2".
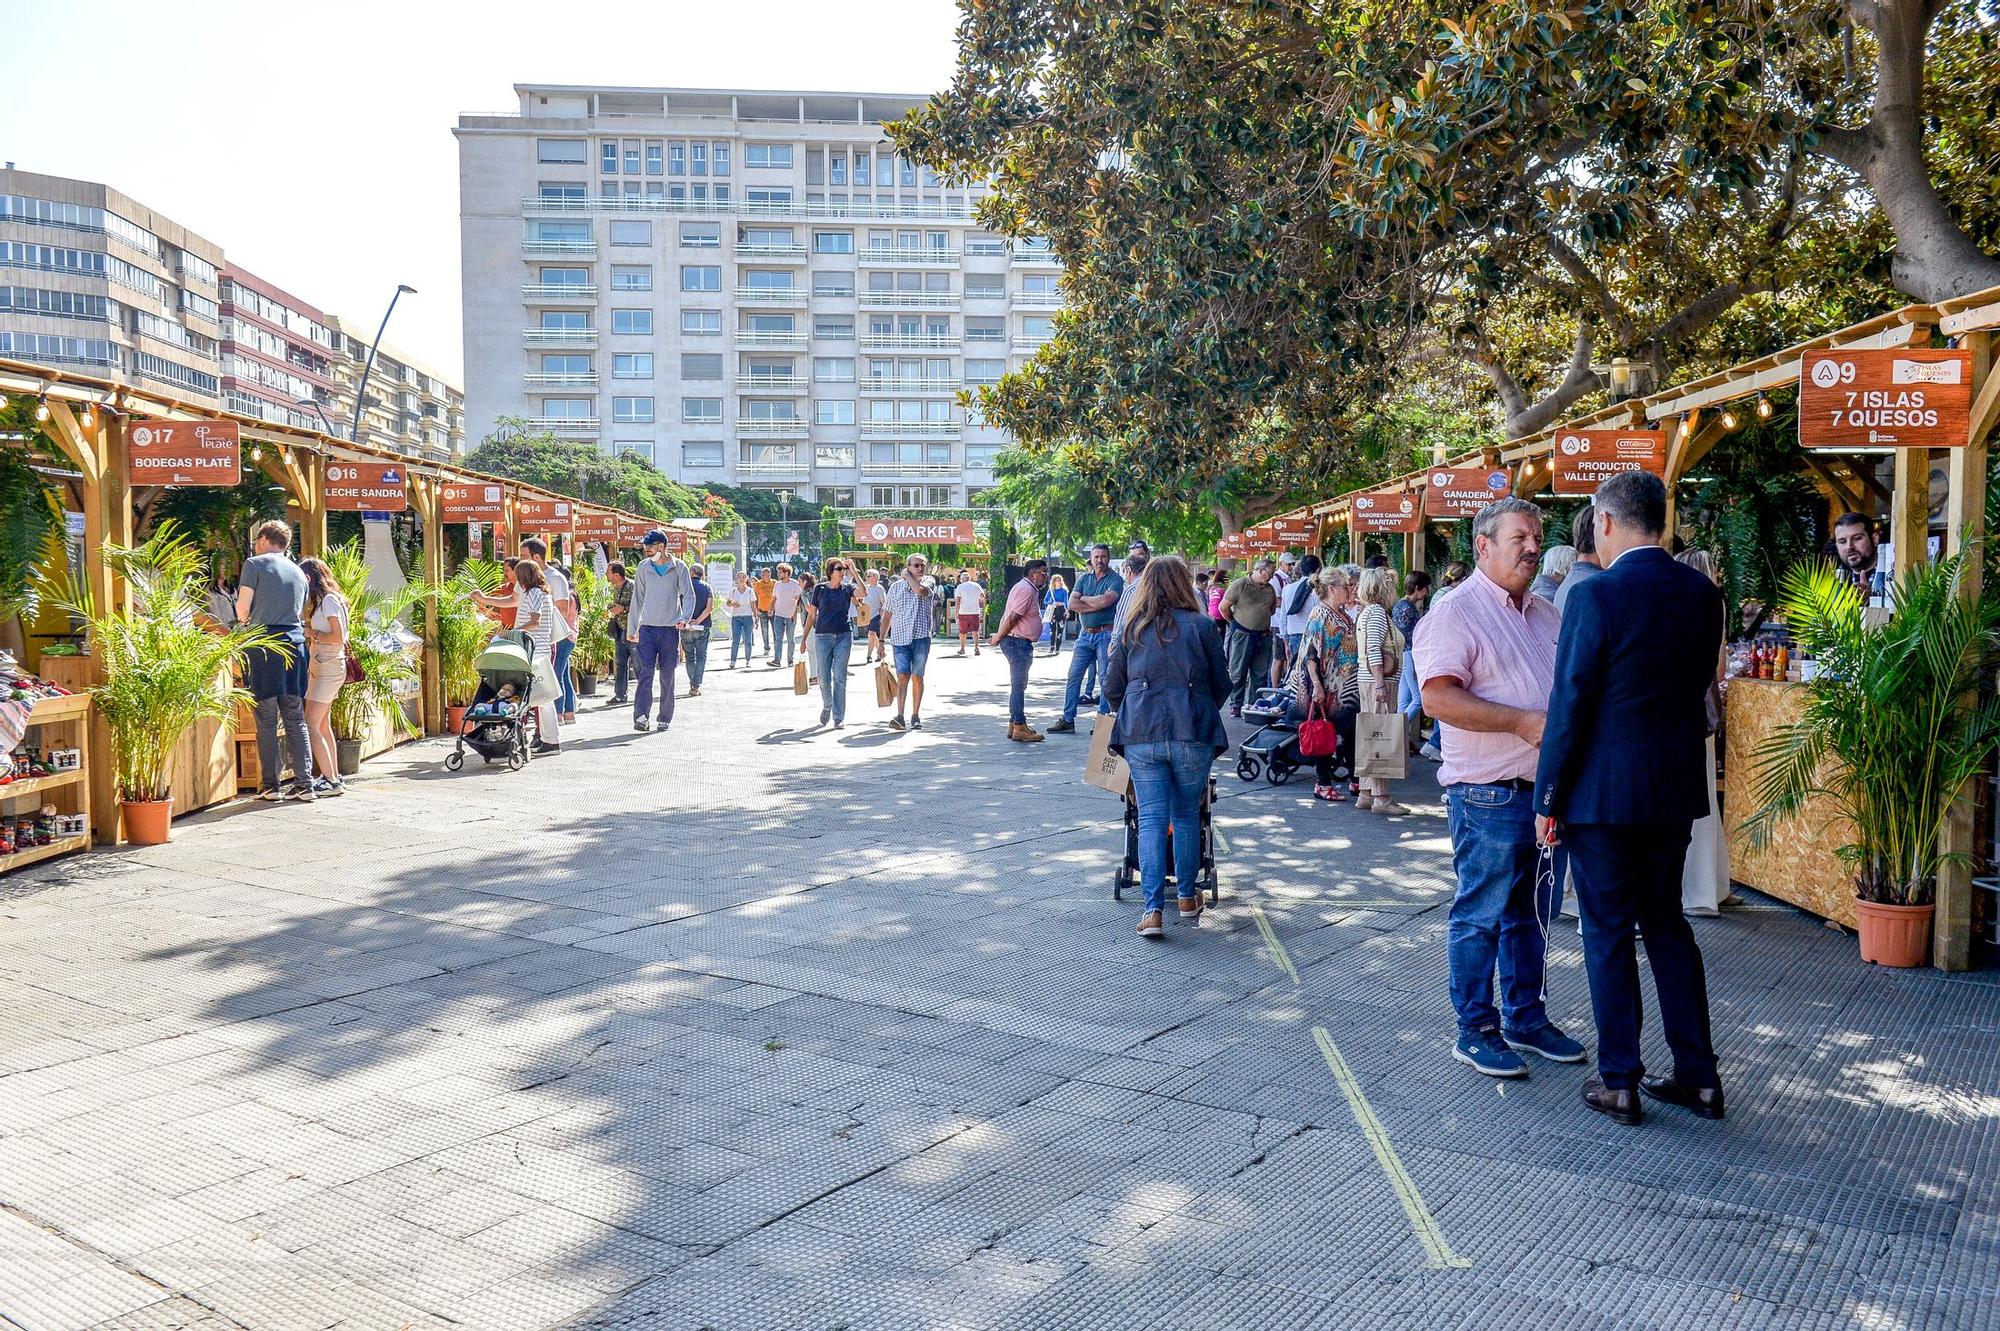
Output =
[
  {"x1": 218, "y1": 264, "x2": 339, "y2": 433},
  {"x1": 455, "y1": 85, "x2": 1063, "y2": 508},
  {"x1": 324, "y1": 316, "x2": 466, "y2": 460},
  {"x1": 0, "y1": 167, "x2": 224, "y2": 406}
]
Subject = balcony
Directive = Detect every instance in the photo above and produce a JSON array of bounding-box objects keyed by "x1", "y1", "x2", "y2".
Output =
[
  {"x1": 737, "y1": 420, "x2": 810, "y2": 439},
  {"x1": 859, "y1": 461, "x2": 961, "y2": 478},
  {"x1": 522, "y1": 328, "x2": 599, "y2": 346},
  {"x1": 1012, "y1": 339, "x2": 1055, "y2": 355},
  {"x1": 521, "y1": 282, "x2": 598, "y2": 300},
  {"x1": 859, "y1": 291, "x2": 960, "y2": 311},
  {"x1": 860, "y1": 421, "x2": 962, "y2": 439},
  {"x1": 736, "y1": 459, "x2": 811, "y2": 479},
  {"x1": 520, "y1": 416, "x2": 599, "y2": 437},
  {"x1": 734, "y1": 242, "x2": 807, "y2": 262},
  {"x1": 734, "y1": 286, "x2": 807, "y2": 307},
  {"x1": 860, "y1": 376, "x2": 962, "y2": 395},
  {"x1": 523, "y1": 238, "x2": 596, "y2": 256},
  {"x1": 521, "y1": 196, "x2": 976, "y2": 223},
  {"x1": 1011, "y1": 246, "x2": 1062, "y2": 267},
  {"x1": 735, "y1": 330, "x2": 807, "y2": 349},
  {"x1": 860, "y1": 334, "x2": 961, "y2": 351},
  {"x1": 524, "y1": 372, "x2": 600, "y2": 389},
  {"x1": 1014, "y1": 291, "x2": 1063, "y2": 309},
  {"x1": 859, "y1": 247, "x2": 960, "y2": 267},
  {"x1": 736, "y1": 373, "x2": 809, "y2": 392},
  {"x1": 964, "y1": 288, "x2": 1009, "y2": 303}
]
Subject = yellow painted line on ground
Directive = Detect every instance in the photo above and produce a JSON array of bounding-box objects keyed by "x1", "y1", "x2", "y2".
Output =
[
  {"x1": 1313, "y1": 1025, "x2": 1472, "y2": 1271},
  {"x1": 1246, "y1": 902, "x2": 1300, "y2": 987}
]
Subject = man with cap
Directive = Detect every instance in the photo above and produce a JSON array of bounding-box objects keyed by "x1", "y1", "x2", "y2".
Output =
[
  {"x1": 1110, "y1": 539, "x2": 1152, "y2": 637},
  {"x1": 625, "y1": 529, "x2": 694, "y2": 733}
]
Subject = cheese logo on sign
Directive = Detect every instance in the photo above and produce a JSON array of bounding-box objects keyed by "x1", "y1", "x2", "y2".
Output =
[
  {"x1": 1399, "y1": 498, "x2": 1413, "y2": 515},
  {"x1": 1486, "y1": 471, "x2": 1509, "y2": 490},
  {"x1": 1894, "y1": 358, "x2": 1963, "y2": 386}
]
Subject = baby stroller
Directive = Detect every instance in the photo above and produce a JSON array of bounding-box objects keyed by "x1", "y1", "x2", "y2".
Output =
[
  {"x1": 1113, "y1": 776, "x2": 1220, "y2": 905},
  {"x1": 443, "y1": 632, "x2": 537, "y2": 772},
  {"x1": 1235, "y1": 685, "x2": 1304, "y2": 785}
]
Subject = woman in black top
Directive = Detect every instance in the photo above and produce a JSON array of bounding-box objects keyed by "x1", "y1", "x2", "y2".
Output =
[
  {"x1": 801, "y1": 558, "x2": 865, "y2": 728},
  {"x1": 1105, "y1": 556, "x2": 1230, "y2": 938}
]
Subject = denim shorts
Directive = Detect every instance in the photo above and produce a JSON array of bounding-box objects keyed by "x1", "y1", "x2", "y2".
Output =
[{"x1": 892, "y1": 637, "x2": 931, "y2": 677}]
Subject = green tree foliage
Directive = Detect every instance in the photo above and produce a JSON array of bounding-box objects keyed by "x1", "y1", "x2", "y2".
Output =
[{"x1": 464, "y1": 420, "x2": 740, "y2": 537}]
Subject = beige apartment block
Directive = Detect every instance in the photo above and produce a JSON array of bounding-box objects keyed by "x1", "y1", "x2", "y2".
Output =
[
  {"x1": 455, "y1": 85, "x2": 1064, "y2": 508},
  {"x1": 325, "y1": 315, "x2": 467, "y2": 460}
]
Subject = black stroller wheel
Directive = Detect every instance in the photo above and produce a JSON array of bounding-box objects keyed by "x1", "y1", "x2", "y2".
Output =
[
  {"x1": 1236, "y1": 756, "x2": 1261, "y2": 783},
  {"x1": 508, "y1": 750, "x2": 527, "y2": 770},
  {"x1": 1267, "y1": 761, "x2": 1295, "y2": 786},
  {"x1": 1113, "y1": 865, "x2": 1130, "y2": 900},
  {"x1": 443, "y1": 752, "x2": 464, "y2": 772}
]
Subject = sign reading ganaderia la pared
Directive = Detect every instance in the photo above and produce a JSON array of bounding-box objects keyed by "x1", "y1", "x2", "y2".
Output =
[
  {"x1": 1421, "y1": 467, "x2": 1512, "y2": 518},
  {"x1": 856, "y1": 517, "x2": 977, "y2": 545}
]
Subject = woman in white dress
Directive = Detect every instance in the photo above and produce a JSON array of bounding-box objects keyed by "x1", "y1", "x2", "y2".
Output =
[
  {"x1": 297, "y1": 558, "x2": 349, "y2": 797},
  {"x1": 512, "y1": 560, "x2": 564, "y2": 756},
  {"x1": 1677, "y1": 550, "x2": 1734, "y2": 914}
]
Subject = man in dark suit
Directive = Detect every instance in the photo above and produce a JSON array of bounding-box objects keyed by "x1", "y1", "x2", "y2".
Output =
[{"x1": 1534, "y1": 471, "x2": 1726, "y2": 1127}]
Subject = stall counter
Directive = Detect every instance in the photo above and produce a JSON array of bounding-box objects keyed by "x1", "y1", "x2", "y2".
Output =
[{"x1": 1723, "y1": 676, "x2": 1858, "y2": 928}]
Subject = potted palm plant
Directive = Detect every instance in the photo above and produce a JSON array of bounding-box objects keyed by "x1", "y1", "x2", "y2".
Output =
[
  {"x1": 569, "y1": 565, "x2": 613, "y2": 696},
  {"x1": 432, "y1": 559, "x2": 503, "y2": 731},
  {"x1": 1747, "y1": 553, "x2": 2000, "y2": 966},
  {"x1": 52, "y1": 523, "x2": 283, "y2": 845},
  {"x1": 324, "y1": 543, "x2": 422, "y2": 774}
]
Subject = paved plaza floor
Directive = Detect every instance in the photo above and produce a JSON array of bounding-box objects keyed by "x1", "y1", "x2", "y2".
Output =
[{"x1": 2, "y1": 642, "x2": 1996, "y2": 1331}]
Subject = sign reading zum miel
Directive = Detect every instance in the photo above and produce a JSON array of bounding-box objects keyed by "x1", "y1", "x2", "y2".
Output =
[
  {"x1": 572, "y1": 509, "x2": 619, "y2": 541},
  {"x1": 1550, "y1": 430, "x2": 1668, "y2": 496},
  {"x1": 1351, "y1": 490, "x2": 1422, "y2": 533},
  {"x1": 127, "y1": 418, "x2": 240, "y2": 487},
  {"x1": 323, "y1": 462, "x2": 408, "y2": 511},
  {"x1": 1422, "y1": 467, "x2": 1513, "y2": 518},
  {"x1": 1798, "y1": 347, "x2": 1974, "y2": 450},
  {"x1": 856, "y1": 517, "x2": 976, "y2": 545}
]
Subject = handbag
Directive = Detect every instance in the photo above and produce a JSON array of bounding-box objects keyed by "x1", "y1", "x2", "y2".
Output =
[
  {"x1": 1297, "y1": 697, "x2": 1339, "y2": 758},
  {"x1": 342, "y1": 646, "x2": 365, "y2": 685}
]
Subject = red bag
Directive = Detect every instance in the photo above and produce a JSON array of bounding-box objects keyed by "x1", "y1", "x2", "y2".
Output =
[{"x1": 1297, "y1": 698, "x2": 1338, "y2": 758}]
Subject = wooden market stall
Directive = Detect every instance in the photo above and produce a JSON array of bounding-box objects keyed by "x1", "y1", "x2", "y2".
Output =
[
  {"x1": 1, "y1": 355, "x2": 663, "y2": 853},
  {"x1": 1253, "y1": 286, "x2": 2000, "y2": 971}
]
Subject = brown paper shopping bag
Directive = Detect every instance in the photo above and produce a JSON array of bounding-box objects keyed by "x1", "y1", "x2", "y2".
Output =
[
  {"x1": 793, "y1": 660, "x2": 810, "y2": 695},
  {"x1": 1083, "y1": 713, "x2": 1132, "y2": 796},
  {"x1": 1354, "y1": 710, "x2": 1408, "y2": 780},
  {"x1": 874, "y1": 660, "x2": 898, "y2": 707}
]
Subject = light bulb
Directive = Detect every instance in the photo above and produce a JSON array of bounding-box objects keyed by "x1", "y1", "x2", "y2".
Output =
[
  {"x1": 1721, "y1": 410, "x2": 1738, "y2": 429},
  {"x1": 80, "y1": 405, "x2": 95, "y2": 429},
  {"x1": 1755, "y1": 393, "x2": 1772, "y2": 419},
  {"x1": 35, "y1": 396, "x2": 50, "y2": 422}
]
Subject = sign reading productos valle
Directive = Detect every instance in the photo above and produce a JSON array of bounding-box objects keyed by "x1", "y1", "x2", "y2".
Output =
[
  {"x1": 1550, "y1": 430, "x2": 1669, "y2": 496},
  {"x1": 127, "y1": 418, "x2": 240, "y2": 487}
]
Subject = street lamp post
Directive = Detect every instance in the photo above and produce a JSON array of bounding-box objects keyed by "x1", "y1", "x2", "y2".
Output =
[
  {"x1": 778, "y1": 488, "x2": 793, "y2": 564},
  {"x1": 349, "y1": 284, "x2": 417, "y2": 445},
  {"x1": 295, "y1": 398, "x2": 337, "y2": 437}
]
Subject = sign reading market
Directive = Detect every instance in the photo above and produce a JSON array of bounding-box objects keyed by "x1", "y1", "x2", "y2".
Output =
[
  {"x1": 127, "y1": 418, "x2": 240, "y2": 487},
  {"x1": 1422, "y1": 467, "x2": 1512, "y2": 518},
  {"x1": 1550, "y1": 429, "x2": 1669, "y2": 496},
  {"x1": 323, "y1": 461, "x2": 408, "y2": 511},
  {"x1": 1798, "y1": 347, "x2": 1974, "y2": 450},
  {"x1": 1351, "y1": 490, "x2": 1422, "y2": 534},
  {"x1": 439, "y1": 482, "x2": 505, "y2": 522},
  {"x1": 856, "y1": 517, "x2": 976, "y2": 545}
]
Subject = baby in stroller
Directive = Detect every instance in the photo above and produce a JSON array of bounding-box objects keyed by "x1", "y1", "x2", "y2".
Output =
[
  {"x1": 444, "y1": 632, "x2": 538, "y2": 771},
  {"x1": 1234, "y1": 683, "x2": 1304, "y2": 785}
]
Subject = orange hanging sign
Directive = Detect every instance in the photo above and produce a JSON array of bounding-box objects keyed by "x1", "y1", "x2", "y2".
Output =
[
  {"x1": 1351, "y1": 490, "x2": 1422, "y2": 533},
  {"x1": 1798, "y1": 348, "x2": 1973, "y2": 450},
  {"x1": 1550, "y1": 430, "x2": 1669, "y2": 495},
  {"x1": 1422, "y1": 467, "x2": 1513, "y2": 518},
  {"x1": 127, "y1": 418, "x2": 240, "y2": 486}
]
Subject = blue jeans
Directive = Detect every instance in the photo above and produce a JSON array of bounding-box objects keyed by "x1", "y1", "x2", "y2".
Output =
[
  {"x1": 611, "y1": 631, "x2": 633, "y2": 699},
  {"x1": 1063, "y1": 627, "x2": 1113, "y2": 723},
  {"x1": 892, "y1": 636, "x2": 931, "y2": 677},
  {"x1": 730, "y1": 615, "x2": 756, "y2": 666},
  {"x1": 1125, "y1": 741, "x2": 1212, "y2": 914},
  {"x1": 1398, "y1": 646, "x2": 1423, "y2": 729},
  {"x1": 810, "y1": 632, "x2": 851, "y2": 723},
  {"x1": 770, "y1": 616, "x2": 796, "y2": 665},
  {"x1": 999, "y1": 635, "x2": 1035, "y2": 724},
  {"x1": 756, "y1": 610, "x2": 773, "y2": 654},
  {"x1": 634, "y1": 624, "x2": 679, "y2": 725},
  {"x1": 682, "y1": 626, "x2": 709, "y2": 687},
  {"x1": 1444, "y1": 782, "x2": 1561, "y2": 1037},
  {"x1": 553, "y1": 637, "x2": 576, "y2": 714}
]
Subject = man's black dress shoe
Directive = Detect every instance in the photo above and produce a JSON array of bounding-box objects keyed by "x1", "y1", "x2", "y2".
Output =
[
  {"x1": 1582, "y1": 1078, "x2": 1643, "y2": 1126},
  {"x1": 1640, "y1": 1075, "x2": 1725, "y2": 1120}
]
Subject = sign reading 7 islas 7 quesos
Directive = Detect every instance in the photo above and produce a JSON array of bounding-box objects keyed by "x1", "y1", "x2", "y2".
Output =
[{"x1": 1798, "y1": 348, "x2": 1973, "y2": 450}]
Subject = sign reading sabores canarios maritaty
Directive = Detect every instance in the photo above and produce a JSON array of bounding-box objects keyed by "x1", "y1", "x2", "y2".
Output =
[{"x1": 1351, "y1": 491, "x2": 1423, "y2": 533}]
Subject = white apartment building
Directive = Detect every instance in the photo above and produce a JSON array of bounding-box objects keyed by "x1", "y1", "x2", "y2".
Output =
[
  {"x1": 325, "y1": 316, "x2": 467, "y2": 460},
  {"x1": 455, "y1": 85, "x2": 1063, "y2": 509}
]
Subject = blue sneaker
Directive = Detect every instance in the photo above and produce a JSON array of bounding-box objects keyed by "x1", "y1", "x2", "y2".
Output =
[
  {"x1": 1504, "y1": 1023, "x2": 1587, "y2": 1064},
  {"x1": 1453, "y1": 1028, "x2": 1529, "y2": 1079}
]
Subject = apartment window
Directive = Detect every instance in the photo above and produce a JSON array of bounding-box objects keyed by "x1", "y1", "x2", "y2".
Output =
[
  {"x1": 965, "y1": 359, "x2": 1005, "y2": 385},
  {"x1": 1022, "y1": 316, "x2": 1055, "y2": 340},
  {"x1": 680, "y1": 353, "x2": 722, "y2": 379},
  {"x1": 744, "y1": 270, "x2": 795, "y2": 290},
  {"x1": 813, "y1": 230, "x2": 853, "y2": 254},
  {"x1": 540, "y1": 310, "x2": 588, "y2": 329},
  {"x1": 624, "y1": 144, "x2": 641, "y2": 174},
  {"x1": 530, "y1": 220, "x2": 589, "y2": 242},
  {"x1": 812, "y1": 273, "x2": 854, "y2": 297},
  {"x1": 925, "y1": 272, "x2": 952, "y2": 293},
  {"x1": 854, "y1": 155, "x2": 871, "y2": 186},
  {"x1": 866, "y1": 271, "x2": 896, "y2": 293},
  {"x1": 1023, "y1": 274, "x2": 1060, "y2": 294},
  {"x1": 814, "y1": 316, "x2": 854, "y2": 339},
  {"x1": 928, "y1": 486, "x2": 954, "y2": 506},
  {"x1": 541, "y1": 399, "x2": 591, "y2": 419},
  {"x1": 965, "y1": 234, "x2": 1007, "y2": 257},
  {"x1": 866, "y1": 400, "x2": 896, "y2": 423},
  {"x1": 541, "y1": 354, "x2": 590, "y2": 375},
  {"x1": 965, "y1": 320, "x2": 1005, "y2": 343},
  {"x1": 829, "y1": 156, "x2": 846, "y2": 186},
  {"x1": 611, "y1": 308, "x2": 653, "y2": 335},
  {"x1": 683, "y1": 398, "x2": 722, "y2": 423},
  {"x1": 692, "y1": 183, "x2": 709, "y2": 202},
  {"x1": 614, "y1": 442, "x2": 654, "y2": 464},
  {"x1": 714, "y1": 184, "x2": 730, "y2": 201},
  {"x1": 668, "y1": 144, "x2": 686, "y2": 175},
  {"x1": 610, "y1": 265, "x2": 652, "y2": 291},
  {"x1": 898, "y1": 155, "x2": 917, "y2": 187},
  {"x1": 682, "y1": 309, "x2": 722, "y2": 336},
  {"x1": 746, "y1": 144, "x2": 794, "y2": 169},
  {"x1": 538, "y1": 139, "x2": 587, "y2": 163},
  {"x1": 538, "y1": 181, "x2": 587, "y2": 199},
  {"x1": 815, "y1": 400, "x2": 855, "y2": 425},
  {"x1": 613, "y1": 353, "x2": 654, "y2": 379},
  {"x1": 610, "y1": 221, "x2": 652, "y2": 246},
  {"x1": 965, "y1": 276, "x2": 1005, "y2": 298},
  {"x1": 539, "y1": 267, "x2": 589, "y2": 286},
  {"x1": 681, "y1": 265, "x2": 721, "y2": 292},
  {"x1": 869, "y1": 487, "x2": 897, "y2": 507},
  {"x1": 646, "y1": 142, "x2": 663, "y2": 175},
  {"x1": 745, "y1": 188, "x2": 792, "y2": 205},
  {"x1": 622, "y1": 181, "x2": 644, "y2": 197},
  {"x1": 647, "y1": 181, "x2": 664, "y2": 198},
  {"x1": 683, "y1": 441, "x2": 723, "y2": 467},
  {"x1": 813, "y1": 356, "x2": 853, "y2": 382},
  {"x1": 691, "y1": 143, "x2": 708, "y2": 176},
  {"x1": 744, "y1": 400, "x2": 799, "y2": 422},
  {"x1": 712, "y1": 144, "x2": 730, "y2": 176},
  {"x1": 967, "y1": 444, "x2": 1004, "y2": 468},
  {"x1": 602, "y1": 143, "x2": 618, "y2": 174},
  {"x1": 679, "y1": 222, "x2": 719, "y2": 248},
  {"x1": 613, "y1": 396, "x2": 654, "y2": 424}
]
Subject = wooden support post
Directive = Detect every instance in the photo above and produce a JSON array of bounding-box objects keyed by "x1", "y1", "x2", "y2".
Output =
[
  {"x1": 1889, "y1": 447, "x2": 1930, "y2": 581},
  {"x1": 1661, "y1": 409, "x2": 1706, "y2": 536},
  {"x1": 413, "y1": 477, "x2": 445, "y2": 737},
  {"x1": 1936, "y1": 329, "x2": 1993, "y2": 972},
  {"x1": 1799, "y1": 455, "x2": 1864, "y2": 514},
  {"x1": 1406, "y1": 526, "x2": 1426, "y2": 573}
]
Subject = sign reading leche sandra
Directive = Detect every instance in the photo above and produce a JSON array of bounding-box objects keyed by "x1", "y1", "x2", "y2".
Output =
[
  {"x1": 323, "y1": 462, "x2": 409, "y2": 511},
  {"x1": 1550, "y1": 430, "x2": 1668, "y2": 495},
  {"x1": 1798, "y1": 348, "x2": 1972, "y2": 450},
  {"x1": 127, "y1": 418, "x2": 241, "y2": 486},
  {"x1": 1421, "y1": 468, "x2": 1512, "y2": 518}
]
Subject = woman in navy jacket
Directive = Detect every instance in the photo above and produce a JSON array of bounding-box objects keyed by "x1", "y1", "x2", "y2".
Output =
[{"x1": 1105, "y1": 555, "x2": 1231, "y2": 938}]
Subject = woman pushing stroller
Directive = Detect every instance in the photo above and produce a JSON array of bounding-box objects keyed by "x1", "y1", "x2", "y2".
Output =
[{"x1": 511, "y1": 560, "x2": 564, "y2": 754}]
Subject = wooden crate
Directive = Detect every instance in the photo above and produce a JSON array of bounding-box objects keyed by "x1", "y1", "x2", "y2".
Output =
[{"x1": 2, "y1": 692, "x2": 93, "y2": 875}]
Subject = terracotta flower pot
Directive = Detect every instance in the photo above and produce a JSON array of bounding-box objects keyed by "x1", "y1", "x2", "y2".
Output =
[
  {"x1": 121, "y1": 798, "x2": 172, "y2": 846},
  {"x1": 1854, "y1": 898, "x2": 1933, "y2": 967},
  {"x1": 447, "y1": 705, "x2": 469, "y2": 733}
]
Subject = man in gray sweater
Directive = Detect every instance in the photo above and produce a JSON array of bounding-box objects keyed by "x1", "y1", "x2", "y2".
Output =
[{"x1": 625, "y1": 530, "x2": 695, "y2": 732}]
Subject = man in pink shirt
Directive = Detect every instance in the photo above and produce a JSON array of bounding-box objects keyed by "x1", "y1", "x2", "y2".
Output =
[
  {"x1": 1414, "y1": 497, "x2": 1586, "y2": 1079},
  {"x1": 991, "y1": 559, "x2": 1048, "y2": 742}
]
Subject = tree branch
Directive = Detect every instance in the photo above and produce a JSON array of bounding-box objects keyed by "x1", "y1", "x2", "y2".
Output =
[
  {"x1": 1506, "y1": 324, "x2": 1598, "y2": 439},
  {"x1": 1813, "y1": 123, "x2": 1872, "y2": 175},
  {"x1": 1540, "y1": 232, "x2": 1633, "y2": 339},
  {"x1": 1454, "y1": 323, "x2": 1529, "y2": 426},
  {"x1": 1644, "y1": 278, "x2": 1770, "y2": 349}
]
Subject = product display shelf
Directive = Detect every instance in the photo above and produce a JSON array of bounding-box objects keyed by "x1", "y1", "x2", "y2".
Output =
[{"x1": 2, "y1": 691, "x2": 93, "y2": 875}]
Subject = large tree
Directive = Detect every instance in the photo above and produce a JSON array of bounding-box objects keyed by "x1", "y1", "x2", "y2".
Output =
[{"x1": 464, "y1": 420, "x2": 739, "y2": 536}]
